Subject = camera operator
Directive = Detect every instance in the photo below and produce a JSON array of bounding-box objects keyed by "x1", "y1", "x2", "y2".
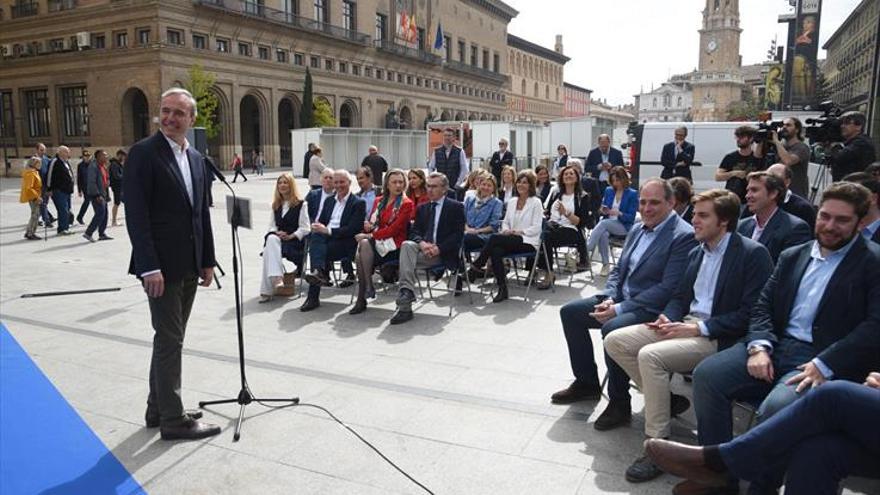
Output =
[
  {"x1": 830, "y1": 111, "x2": 877, "y2": 181},
  {"x1": 758, "y1": 118, "x2": 811, "y2": 197},
  {"x1": 715, "y1": 125, "x2": 762, "y2": 204}
]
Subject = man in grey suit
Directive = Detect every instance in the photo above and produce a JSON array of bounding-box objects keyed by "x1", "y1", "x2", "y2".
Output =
[
  {"x1": 551, "y1": 178, "x2": 697, "y2": 430},
  {"x1": 605, "y1": 189, "x2": 773, "y2": 483},
  {"x1": 125, "y1": 88, "x2": 219, "y2": 440},
  {"x1": 738, "y1": 171, "x2": 812, "y2": 263}
]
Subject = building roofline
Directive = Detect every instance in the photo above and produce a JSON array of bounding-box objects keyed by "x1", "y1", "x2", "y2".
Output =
[
  {"x1": 564, "y1": 82, "x2": 593, "y2": 93},
  {"x1": 507, "y1": 34, "x2": 570, "y2": 64},
  {"x1": 464, "y1": 0, "x2": 519, "y2": 22},
  {"x1": 822, "y1": 0, "x2": 872, "y2": 49}
]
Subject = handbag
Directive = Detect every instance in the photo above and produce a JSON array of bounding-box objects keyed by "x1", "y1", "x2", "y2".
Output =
[{"x1": 375, "y1": 237, "x2": 398, "y2": 257}]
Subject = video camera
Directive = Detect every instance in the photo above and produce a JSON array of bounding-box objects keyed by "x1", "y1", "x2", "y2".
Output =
[
  {"x1": 804, "y1": 100, "x2": 844, "y2": 144},
  {"x1": 754, "y1": 119, "x2": 784, "y2": 143}
]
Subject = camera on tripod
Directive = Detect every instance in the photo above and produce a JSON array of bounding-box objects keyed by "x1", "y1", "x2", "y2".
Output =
[{"x1": 804, "y1": 100, "x2": 844, "y2": 144}]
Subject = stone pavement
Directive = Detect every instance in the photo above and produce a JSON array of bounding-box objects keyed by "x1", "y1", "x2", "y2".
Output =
[{"x1": 0, "y1": 170, "x2": 874, "y2": 495}]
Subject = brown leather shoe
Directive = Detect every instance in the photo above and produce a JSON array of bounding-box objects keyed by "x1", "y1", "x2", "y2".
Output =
[
  {"x1": 550, "y1": 381, "x2": 601, "y2": 404},
  {"x1": 160, "y1": 418, "x2": 221, "y2": 440},
  {"x1": 645, "y1": 439, "x2": 728, "y2": 487},
  {"x1": 145, "y1": 409, "x2": 203, "y2": 428},
  {"x1": 672, "y1": 479, "x2": 738, "y2": 495}
]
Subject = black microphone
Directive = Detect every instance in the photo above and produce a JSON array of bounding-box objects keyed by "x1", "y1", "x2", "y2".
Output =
[{"x1": 205, "y1": 156, "x2": 227, "y2": 184}]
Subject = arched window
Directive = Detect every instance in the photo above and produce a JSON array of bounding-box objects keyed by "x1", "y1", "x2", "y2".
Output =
[
  {"x1": 652, "y1": 98, "x2": 657, "y2": 108},
  {"x1": 521, "y1": 79, "x2": 526, "y2": 94},
  {"x1": 533, "y1": 82, "x2": 539, "y2": 97},
  {"x1": 545, "y1": 85, "x2": 549, "y2": 99},
  {"x1": 677, "y1": 96, "x2": 682, "y2": 107}
]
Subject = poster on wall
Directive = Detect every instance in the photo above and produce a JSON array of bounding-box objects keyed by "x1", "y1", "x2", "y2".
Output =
[
  {"x1": 395, "y1": 0, "x2": 417, "y2": 46},
  {"x1": 765, "y1": 63, "x2": 785, "y2": 110},
  {"x1": 784, "y1": 0, "x2": 822, "y2": 109}
]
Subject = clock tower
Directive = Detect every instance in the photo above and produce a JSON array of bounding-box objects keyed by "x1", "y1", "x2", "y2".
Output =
[{"x1": 691, "y1": 0, "x2": 746, "y2": 121}]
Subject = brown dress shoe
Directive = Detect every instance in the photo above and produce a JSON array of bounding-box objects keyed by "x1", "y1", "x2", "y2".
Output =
[
  {"x1": 673, "y1": 479, "x2": 739, "y2": 495},
  {"x1": 160, "y1": 418, "x2": 221, "y2": 440},
  {"x1": 645, "y1": 439, "x2": 728, "y2": 487},
  {"x1": 550, "y1": 381, "x2": 601, "y2": 404}
]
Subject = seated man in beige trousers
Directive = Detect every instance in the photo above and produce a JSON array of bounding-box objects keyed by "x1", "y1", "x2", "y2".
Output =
[{"x1": 604, "y1": 189, "x2": 773, "y2": 484}]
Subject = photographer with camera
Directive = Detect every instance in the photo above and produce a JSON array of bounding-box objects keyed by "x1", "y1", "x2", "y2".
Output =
[
  {"x1": 830, "y1": 111, "x2": 877, "y2": 181},
  {"x1": 715, "y1": 126, "x2": 763, "y2": 204},
  {"x1": 760, "y1": 118, "x2": 812, "y2": 198}
]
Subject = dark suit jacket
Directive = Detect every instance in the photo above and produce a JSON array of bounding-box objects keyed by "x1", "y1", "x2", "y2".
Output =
[
  {"x1": 47, "y1": 156, "x2": 75, "y2": 194},
  {"x1": 664, "y1": 234, "x2": 773, "y2": 350},
  {"x1": 746, "y1": 237, "x2": 880, "y2": 381},
  {"x1": 737, "y1": 209, "x2": 813, "y2": 263},
  {"x1": 872, "y1": 228, "x2": 880, "y2": 245},
  {"x1": 305, "y1": 188, "x2": 329, "y2": 222},
  {"x1": 679, "y1": 203, "x2": 694, "y2": 225},
  {"x1": 490, "y1": 150, "x2": 514, "y2": 179},
  {"x1": 782, "y1": 192, "x2": 816, "y2": 232},
  {"x1": 660, "y1": 141, "x2": 696, "y2": 181},
  {"x1": 409, "y1": 198, "x2": 465, "y2": 269},
  {"x1": 604, "y1": 213, "x2": 697, "y2": 314},
  {"x1": 317, "y1": 194, "x2": 367, "y2": 248},
  {"x1": 585, "y1": 147, "x2": 624, "y2": 178},
  {"x1": 124, "y1": 131, "x2": 215, "y2": 282}
]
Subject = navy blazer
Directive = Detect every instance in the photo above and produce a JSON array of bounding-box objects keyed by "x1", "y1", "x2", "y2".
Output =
[
  {"x1": 660, "y1": 141, "x2": 696, "y2": 180},
  {"x1": 585, "y1": 146, "x2": 624, "y2": 178},
  {"x1": 781, "y1": 192, "x2": 817, "y2": 232},
  {"x1": 305, "y1": 188, "x2": 329, "y2": 222},
  {"x1": 409, "y1": 198, "x2": 466, "y2": 269},
  {"x1": 124, "y1": 131, "x2": 215, "y2": 282},
  {"x1": 737, "y1": 209, "x2": 812, "y2": 263},
  {"x1": 603, "y1": 213, "x2": 697, "y2": 314},
  {"x1": 872, "y1": 228, "x2": 880, "y2": 245},
  {"x1": 317, "y1": 194, "x2": 366, "y2": 242},
  {"x1": 746, "y1": 237, "x2": 880, "y2": 381},
  {"x1": 601, "y1": 187, "x2": 639, "y2": 231},
  {"x1": 664, "y1": 234, "x2": 773, "y2": 350}
]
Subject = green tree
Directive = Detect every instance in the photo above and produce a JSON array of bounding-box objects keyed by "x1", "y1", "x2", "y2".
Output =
[
  {"x1": 312, "y1": 98, "x2": 337, "y2": 127},
  {"x1": 300, "y1": 67, "x2": 314, "y2": 128},
  {"x1": 185, "y1": 64, "x2": 220, "y2": 138},
  {"x1": 727, "y1": 92, "x2": 765, "y2": 121}
]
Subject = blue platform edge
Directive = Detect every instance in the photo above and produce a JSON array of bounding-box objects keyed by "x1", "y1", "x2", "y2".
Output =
[{"x1": 1, "y1": 323, "x2": 145, "y2": 495}]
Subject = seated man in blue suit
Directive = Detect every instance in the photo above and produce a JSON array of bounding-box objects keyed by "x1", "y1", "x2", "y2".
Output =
[
  {"x1": 305, "y1": 167, "x2": 335, "y2": 222},
  {"x1": 766, "y1": 163, "x2": 817, "y2": 231},
  {"x1": 390, "y1": 172, "x2": 465, "y2": 324},
  {"x1": 661, "y1": 127, "x2": 696, "y2": 182},
  {"x1": 301, "y1": 170, "x2": 366, "y2": 312},
  {"x1": 738, "y1": 171, "x2": 812, "y2": 263},
  {"x1": 605, "y1": 189, "x2": 773, "y2": 483},
  {"x1": 585, "y1": 133, "x2": 624, "y2": 187},
  {"x1": 692, "y1": 181, "x2": 880, "y2": 495},
  {"x1": 551, "y1": 178, "x2": 697, "y2": 429},
  {"x1": 646, "y1": 375, "x2": 880, "y2": 495}
]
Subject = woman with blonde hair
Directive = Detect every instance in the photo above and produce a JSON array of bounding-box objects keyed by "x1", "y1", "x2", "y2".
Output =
[
  {"x1": 259, "y1": 173, "x2": 310, "y2": 302},
  {"x1": 350, "y1": 169, "x2": 414, "y2": 314},
  {"x1": 20, "y1": 156, "x2": 43, "y2": 240},
  {"x1": 497, "y1": 165, "x2": 517, "y2": 203}
]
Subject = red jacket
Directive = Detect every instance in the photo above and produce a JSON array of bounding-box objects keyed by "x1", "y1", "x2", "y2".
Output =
[{"x1": 370, "y1": 195, "x2": 414, "y2": 248}]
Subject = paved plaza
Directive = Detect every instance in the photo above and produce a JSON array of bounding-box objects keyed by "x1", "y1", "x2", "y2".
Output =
[{"x1": 0, "y1": 170, "x2": 875, "y2": 495}]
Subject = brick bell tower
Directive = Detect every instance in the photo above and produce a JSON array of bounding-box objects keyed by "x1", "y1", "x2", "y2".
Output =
[{"x1": 691, "y1": 0, "x2": 747, "y2": 121}]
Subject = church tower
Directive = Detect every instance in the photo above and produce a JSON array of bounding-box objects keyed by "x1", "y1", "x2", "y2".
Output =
[{"x1": 691, "y1": 0, "x2": 746, "y2": 121}]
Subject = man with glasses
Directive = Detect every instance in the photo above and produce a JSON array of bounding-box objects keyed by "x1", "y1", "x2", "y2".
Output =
[
  {"x1": 661, "y1": 127, "x2": 696, "y2": 183},
  {"x1": 489, "y1": 138, "x2": 514, "y2": 184},
  {"x1": 586, "y1": 134, "x2": 625, "y2": 188},
  {"x1": 829, "y1": 111, "x2": 876, "y2": 182}
]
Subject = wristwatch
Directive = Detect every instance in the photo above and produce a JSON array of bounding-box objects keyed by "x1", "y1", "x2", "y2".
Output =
[{"x1": 748, "y1": 345, "x2": 768, "y2": 356}]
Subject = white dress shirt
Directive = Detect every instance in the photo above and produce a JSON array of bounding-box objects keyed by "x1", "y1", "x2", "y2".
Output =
[
  {"x1": 162, "y1": 133, "x2": 193, "y2": 205},
  {"x1": 327, "y1": 193, "x2": 350, "y2": 234}
]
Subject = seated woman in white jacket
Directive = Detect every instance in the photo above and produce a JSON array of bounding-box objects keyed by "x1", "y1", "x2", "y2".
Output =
[
  {"x1": 468, "y1": 169, "x2": 544, "y2": 303},
  {"x1": 260, "y1": 173, "x2": 310, "y2": 302}
]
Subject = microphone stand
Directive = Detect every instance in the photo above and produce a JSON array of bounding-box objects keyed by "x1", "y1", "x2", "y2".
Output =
[{"x1": 198, "y1": 166, "x2": 299, "y2": 441}]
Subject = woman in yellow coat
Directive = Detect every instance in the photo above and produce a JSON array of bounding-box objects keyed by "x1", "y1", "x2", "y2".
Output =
[{"x1": 20, "y1": 156, "x2": 43, "y2": 240}]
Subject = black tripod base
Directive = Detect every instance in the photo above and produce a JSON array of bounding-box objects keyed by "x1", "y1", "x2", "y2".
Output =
[{"x1": 200, "y1": 389, "x2": 299, "y2": 441}]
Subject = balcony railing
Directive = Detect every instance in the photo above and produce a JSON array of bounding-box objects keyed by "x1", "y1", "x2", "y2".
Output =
[
  {"x1": 374, "y1": 39, "x2": 441, "y2": 65},
  {"x1": 444, "y1": 59, "x2": 508, "y2": 85},
  {"x1": 194, "y1": 0, "x2": 370, "y2": 46},
  {"x1": 11, "y1": 1, "x2": 39, "y2": 18},
  {"x1": 48, "y1": 0, "x2": 77, "y2": 12}
]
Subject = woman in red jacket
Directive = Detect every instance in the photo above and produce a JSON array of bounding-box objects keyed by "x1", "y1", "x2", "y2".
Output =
[{"x1": 350, "y1": 169, "x2": 414, "y2": 314}]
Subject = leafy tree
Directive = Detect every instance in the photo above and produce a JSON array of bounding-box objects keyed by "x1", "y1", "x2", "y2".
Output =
[
  {"x1": 300, "y1": 67, "x2": 314, "y2": 128},
  {"x1": 185, "y1": 64, "x2": 220, "y2": 138},
  {"x1": 727, "y1": 92, "x2": 765, "y2": 121},
  {"x1": 313, "y1": 98, "x2": 337, "y2": 127}
]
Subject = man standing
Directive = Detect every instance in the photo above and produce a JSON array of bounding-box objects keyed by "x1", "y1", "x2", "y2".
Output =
[
  {"x1": 124, "y1": 87, "x2": 219, "y2": 440},
  {"x1": 830, "y1": 111, "x2": 877, "y2": 181},
  {"x1": 764, "y1": 117, "x2": 812, "y2": 197},
  {"x1": 109, "y1": 150, "x2": 126, "y2": 226},
  {"x1": 551, "y1": 179, "x2": 696, "y2": 431},
  {"x1": 82, "y1": 149, "x2": 113, "y2": 242},
  {"x1": 36, "y1": 143, "x2": 55, "y2": 228},
  {"x1": 738, "y1": 172, "x2": 812, "y2": 262},
  {"x1": 661, "y1": 127, "x2": 696, "y2": 182},
  {"x1": 489, "y1": 138, "x2": 514, "y2": 184},
  {"x1": 47, "y1": 145, "x2": 75, "y2": 236},
  {"x1": 586, "y1": 134, "x2": 624, "y2": 187},
  {"x1": 428, "y1": 129, "x2": 469, "y2": 190},
  {"x1": 75, "y1": 150, "x2": 92, "y2": 225},
  {"x1": 605, "y1": 189, "x2": 772, "y2": 483},
  {"x1": 302, "y1": 142, "x2": 316, "y2": 179},
  {"x1": 360, "y1": 145, "x2": 388, "y2": 187},
  {"x1": 389, "y1": 172, "x2": 465, "y2": 324},
  {"x1": 231, "y1": 152, "x2": 246, "y2": 183},
  {"x1": 767, "y1": 162, "x2": 817, "y2": 231},
  {"x1": 715, "y1": 126, "x2": 762, "y2": 204}
]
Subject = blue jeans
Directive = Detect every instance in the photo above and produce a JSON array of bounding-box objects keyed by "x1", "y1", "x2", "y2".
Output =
[
  {"x1": 719, "y1": 381, "x2": 880, "y2": 495},
  {"x1": 693, "y1": 338, "x2": 817, "y2": 446},
  {"x1": 51, "y1": 191, "x2": 71, "y2": 232},
  {"x1": 560, "y1": 295, "x2": 656, "y2": 401},
  {"x1": 306, "y1": 234, "x2": 354, "y2": 300},
  {"x1": 587, "y1": 218, "x2": 629, "y2": 265},
  {"x1": 85, "y1": 197, "x2": 107, "y2": 237}
]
